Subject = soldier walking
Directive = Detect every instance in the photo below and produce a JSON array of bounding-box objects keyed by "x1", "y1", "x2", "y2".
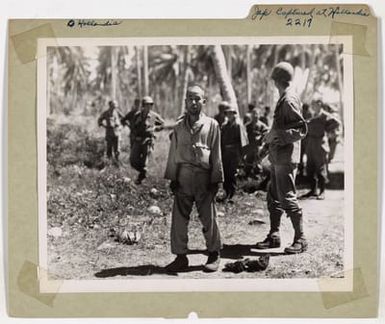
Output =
[
  {"x1": 255, "y1": 62, "x2": 308, "y2": 254},
  {"x1": 122, "y1": 98, "x2": 141, "y2": 147},
  {"x1": 301, "y1": 96, "x2": 341, "y2": 200},
  {"x1": 130, "y1": 96, "x2": 165, "y2": 184},
  {"x1": 164, "y1": 85, "x2": 224, "y2": 272},
  {"x1": 98, "y1": 100, "x2": 122, "y2": 163}
]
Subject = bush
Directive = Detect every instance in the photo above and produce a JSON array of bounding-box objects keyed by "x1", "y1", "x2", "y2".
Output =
[{"x1": 47, "y1": 118, "x2": 105, "y2": 170}]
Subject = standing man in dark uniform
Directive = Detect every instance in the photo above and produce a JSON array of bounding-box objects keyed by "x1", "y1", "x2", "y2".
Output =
[
  {"x1": 213, "y1": 101, "x2": 229, "y2": 128},
  {"x1": 220, "y1": 105, "x2": 248, "y2": 202},
  {"x1": 130, "y1": 96, "x2": 165, "y2": 184},
  {"x1": 122, "y1": 98, "x2": 141, "y2": 147},
  {"x1": 301, "y1": 96, "x2": 341, "y2": 200},
  {"x1": 298, "y1": 103, "x2": 312, "y2": 177},
  {"x1": 244, "y1": 108, "x2": 269, "y2": 177},
  {"x1": 255, "y1": 62, "x2": 308, "y2": 254},
  {"x1": 98, "y1": 100, "x2": 122, "y2": 162},
  {"x1": 323, "y1": 103, "x2": 341, "y2": 163},
  {"x1": 260, "y1": 106, "x2": 271, "y2": 127},
  {"x1": 164, "y1": 85, "x2": 224, "y2": 272}
]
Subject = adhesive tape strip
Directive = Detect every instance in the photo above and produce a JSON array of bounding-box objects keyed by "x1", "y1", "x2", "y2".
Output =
[{"x1": 10, "y1": 23, "x2": 57, "y2": 64}]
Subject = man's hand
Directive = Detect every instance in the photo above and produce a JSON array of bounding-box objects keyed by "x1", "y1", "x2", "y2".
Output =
[{"x1": 170, "y1": 181, "x2": 179, "y2": 194}]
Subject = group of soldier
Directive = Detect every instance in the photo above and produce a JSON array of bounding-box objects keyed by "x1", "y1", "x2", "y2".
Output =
[
  {"x1": 98, "y1": 96, "x2": 165, "y2": 184},
  {"x1": 97, "y1": 60, "x2": 341, "y2": 273}
]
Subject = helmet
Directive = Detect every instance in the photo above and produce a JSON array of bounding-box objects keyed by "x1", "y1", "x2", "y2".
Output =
[
  {"x1": 271, "y1": 62, "x2": 294, "y2": 83},
  {"x1": 142, "y1": 96, "x2": 154, "y2": 105},
  {"x1": 218, "y1": 101, "x2": 230, "y2": 110},
  {"x1": 108, "y1": 100, "x2": 118, "y2": 108},
  {"x1": 224, "y1": 104, "x2": 237, "y2": 114}
]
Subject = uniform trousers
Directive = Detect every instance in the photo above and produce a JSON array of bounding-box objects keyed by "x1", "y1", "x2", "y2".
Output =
[
  {"x1": 222, "y1": 148, "x2": 241, "y2": 199},
  {"x1": 130, "y1": 140, "x2": 149, "y2": 176},
  {"x1": 267, "y1": 163, "x2": 304, "y2": 241},
  {"x1": 171, "y1": 164, "x2": 221, "y2": 255},
  {"x1": 106, "y1": 135, "x2": 120, "y2": 160}
]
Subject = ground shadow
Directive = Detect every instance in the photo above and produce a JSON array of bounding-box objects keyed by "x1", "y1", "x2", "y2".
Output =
[
  {"x1": 188, "y1": 245, "x2": 288, "y2": 259},
  {"x1": 296, "y1": 171, "x2": 344, "y2": 190},
  {"x1": 94, "y1": 264, "x2": 204, "y2": 278},
  {"x1": 220, "y1": 244, "x2": 287, "y2": 259},
  {"x1": 326, "y1": 171, "x2": 344, "y2": 190}
]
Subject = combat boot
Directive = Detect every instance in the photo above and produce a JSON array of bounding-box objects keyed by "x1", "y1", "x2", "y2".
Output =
[
  {"x1": 165, "y1": 254, "x2": 189, "y2": 272},
  {"x1": 135, "y1": 172, "x2": 146, "y2": 185},
  {"x1": 300, "y1": 178, "x2": 318, "y2": 199},
  {"x1": 255, "y1": 232, "x2": 281, "y2": 249},
  {"x1": 285, "y1": 211, "x2": 307, "y2": 254},
  {"x1": 317, "y1": 180, "x2": 326, "y2": 200},
  {"x1": 256, "y1": 210, "x2": 281, "y2": 249},
  {"x1": 284, "y1": 238, "x2": 308, "y2": 254}
]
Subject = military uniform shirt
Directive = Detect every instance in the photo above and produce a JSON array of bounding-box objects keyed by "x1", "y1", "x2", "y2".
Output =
[
  {"x1": 131, "y1": 110, "x2": 165, "y2": 140},
  {"x1": 165, "y1": 113, "x2": 224, "y2": 184},
  {"x1": 268, "y1": 88, "x2": 307, "y2": 165},
  {"x1": 98, "y1": 109, "x2": 121, "y2": 138}
]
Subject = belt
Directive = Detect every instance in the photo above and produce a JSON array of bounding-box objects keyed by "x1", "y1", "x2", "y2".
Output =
[
  {"x1": 223, "y1": 144, "x2": 239, "y2": 148},
  {"x1": 179, "y1": 163, "x2": 210, "y2": 173}
]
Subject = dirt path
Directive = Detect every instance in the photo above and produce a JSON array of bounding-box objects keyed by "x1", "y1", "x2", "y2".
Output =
[{"x1": 48, "y1": 183, "x2": 344, "y2": 280}]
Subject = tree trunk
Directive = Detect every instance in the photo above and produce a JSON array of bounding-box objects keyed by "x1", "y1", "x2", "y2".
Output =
[
  {"x1": 143, "y1": 45, "x2": 149, "y2": 96},
  {"x1": 135, "y1": 46, "x2": 142, "y2": 98},
  {"x1": 111, "y1": 47, "x2": 118, "y2": 100},
  {"x1": 211, "y1": 45, "x2": 238, "y2": 113},
  {"x1": 301, "y1": 44, "x2": 316, "y2": 102},
  {"x1": 179, "y1": 45, "x2": 191, "y2": 115},
  {"x1": 246, "y1": 45, "x2": 252, "y2": 104},
  {"x1": 225, "y1": 46, "x2": 233, "y2": 79}
]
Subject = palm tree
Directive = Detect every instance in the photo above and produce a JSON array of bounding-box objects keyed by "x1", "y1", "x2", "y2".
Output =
[
  {"x1": 47, "y1": 46, "x2": 90, "y2": 114},
  {"x1": 143, "y1": 45, "x2": 149, "y2": 96},
  {"x1": 210, "y1": 45, "x2": 238, "y2": 112},
  {"x1": 135, "y1": 46, "x2": 143, "y2": 99}
]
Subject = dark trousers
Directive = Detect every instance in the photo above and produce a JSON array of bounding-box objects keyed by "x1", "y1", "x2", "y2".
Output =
[
  {"x1": 306, "y1": 159, "x2": 328, "y2": 194},
  {"x1": 130, "y1": 141, "x2": 149, "y2": 176},
  {"x1": 106, "y1": 136, "x2": 120, "y2": 160},
  {"x1": 267, "y1": 164, "x2": 304, "y2": 242},
  {"x1": 222, "y1": 149, "x2": 240, "y2": 199},
  {"x1": 244, "y1": 144, "x2": 260, "y2": 176}
]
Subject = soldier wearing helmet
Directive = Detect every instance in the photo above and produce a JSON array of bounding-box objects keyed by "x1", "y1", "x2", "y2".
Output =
[
  {"x1": 130, "y1": 96, "x2": 165, "y2": 184},
  {"x1": 122, "y1": 98, "x2": 141, "y2": 147},
  {"x1": 220, "y1": 104, "x2": 248, "y2": 202},
  {"x1": 255, "y1": 61, "x2": 309, "y2": 254},
  {"x1": 214, "y1": 101, "x2": 230, "y2": 127},
  {"x1": 98, "y1": 99, "x2": 122, "y2": 162}
]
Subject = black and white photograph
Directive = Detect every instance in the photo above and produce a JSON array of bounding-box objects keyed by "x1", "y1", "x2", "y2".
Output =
[{"x1": 37, "y1": 37, "x2": 353, "y2": 292}]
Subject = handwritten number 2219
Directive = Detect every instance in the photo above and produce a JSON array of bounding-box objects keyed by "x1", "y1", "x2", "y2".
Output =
[{"x1": 286, "y1": 18, "x2": 313, "y2": 28}]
